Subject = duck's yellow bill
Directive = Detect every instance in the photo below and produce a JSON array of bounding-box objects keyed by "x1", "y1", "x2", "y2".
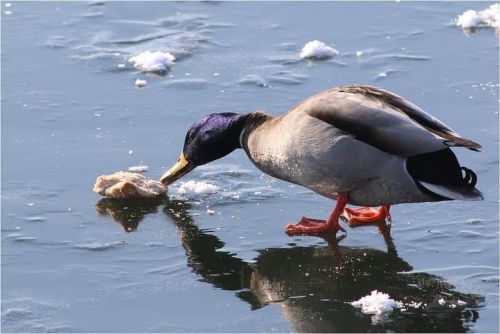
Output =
[{"x1": 160, "y1": 152, "x2": 194, "y2": 185}]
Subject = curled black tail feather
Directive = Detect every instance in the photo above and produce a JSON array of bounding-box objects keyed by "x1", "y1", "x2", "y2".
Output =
[
  {"x1": 407, "y1": 148, "x2": 479, "y2": 189},
  {"x1": 407, "y1": 148, "x2": 482, "y2": 201},
  {"x1": 460, "y1": 167, "x2": 477, "y2": 188}
]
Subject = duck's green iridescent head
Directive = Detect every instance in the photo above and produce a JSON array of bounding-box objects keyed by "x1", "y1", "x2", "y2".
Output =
[{"x1": 160, "y1": 113, "x2": 245, "y2": 185}]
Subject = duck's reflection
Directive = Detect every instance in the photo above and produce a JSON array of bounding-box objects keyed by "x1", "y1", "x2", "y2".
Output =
[{"x1": 95, "y1": 197, "x2": 483, "y2": 332}]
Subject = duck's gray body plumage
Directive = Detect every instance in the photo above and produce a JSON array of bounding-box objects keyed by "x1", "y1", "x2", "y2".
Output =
[{"x1": 240, "y1": 85, "x2": 482, "y2": 206}]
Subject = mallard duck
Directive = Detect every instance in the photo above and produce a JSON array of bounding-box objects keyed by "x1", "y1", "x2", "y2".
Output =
[{"x1": 160, "y1": 85, "x2": 482, "y2": 236}]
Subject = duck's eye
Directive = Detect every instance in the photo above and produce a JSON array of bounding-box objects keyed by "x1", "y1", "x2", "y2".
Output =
[{"x1": 187, "y1": 130, "x2": 195, "y2": 143}]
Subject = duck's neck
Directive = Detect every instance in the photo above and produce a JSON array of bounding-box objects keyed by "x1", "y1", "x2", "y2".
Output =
[
  {"x1": 209, "y1": 111, "x2": 273, "y2": 159},
  {"x1": 239, "y1": 111, "x2": 276, "y2": 148}
]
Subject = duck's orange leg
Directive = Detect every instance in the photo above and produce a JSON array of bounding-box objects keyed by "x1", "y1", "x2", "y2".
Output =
[
  {"x1": 285, "y1": 193, "x2": 348, "y2": 236},
  {"x1": 343, "y1": 205, "x2": 391, "y2": 227}
]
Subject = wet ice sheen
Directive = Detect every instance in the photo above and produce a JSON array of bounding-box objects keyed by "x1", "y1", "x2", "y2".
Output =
[{"x1": 73, "y1": 240, "x2": 127, "y2": 251}]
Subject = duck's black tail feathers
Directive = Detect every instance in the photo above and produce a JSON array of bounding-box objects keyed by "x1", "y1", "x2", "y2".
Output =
[{"x1": 406, "y1": 148, "x2": 483, "y2": 201}]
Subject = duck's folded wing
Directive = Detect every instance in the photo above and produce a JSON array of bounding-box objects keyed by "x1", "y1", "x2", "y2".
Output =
[{"x1": 297, "y1": 85, "x2": 481, "y2": 157}]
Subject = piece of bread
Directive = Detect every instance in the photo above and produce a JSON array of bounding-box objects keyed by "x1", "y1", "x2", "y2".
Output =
[{"x1": 93, "y1": 171, "x2": 167, "y2": 198}]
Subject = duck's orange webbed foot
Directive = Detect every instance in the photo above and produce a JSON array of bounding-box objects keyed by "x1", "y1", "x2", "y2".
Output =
[
  {"x1": 342, "y1": 205, "x2": 391, "y2": 227},
  {"x1": 285, "y1": 194, "x2": 348, "y2": 236},
  {"x1": 285, "y1": 216, "x2": 346, "y2": 236}
]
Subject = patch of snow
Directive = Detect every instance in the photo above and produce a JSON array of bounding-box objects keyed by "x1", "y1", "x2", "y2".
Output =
[
  {"x1": 405, "y1": 300, "x2": 424, "y2": 309},
  {"x1": 128, "y1": 51, "x2": 175, "y2": 73},
  {"x1": 177, "y1": 180, "x2": 218, "y2": 196},
  {"x1": 134, "y1": 78, "x2": 147, "y2": 88},
  {"x1": 299, "y1": 40, "x2": 339, "y2": 60},
  {"x1": 456, "y1": 4, "x2": 499, "y2": 30},
  {"x1": 480, "y1": 3, "x2": 500, "y2": 28},
  {"x1": 457, "y1": 10, "x2": 483, "y2": 29},
  {"x1": 128, "y1": 165, "x2": 149, "y2": 173},
  {"x1": 350, "y1": 290, "x2": 401, "y2": 323}
]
